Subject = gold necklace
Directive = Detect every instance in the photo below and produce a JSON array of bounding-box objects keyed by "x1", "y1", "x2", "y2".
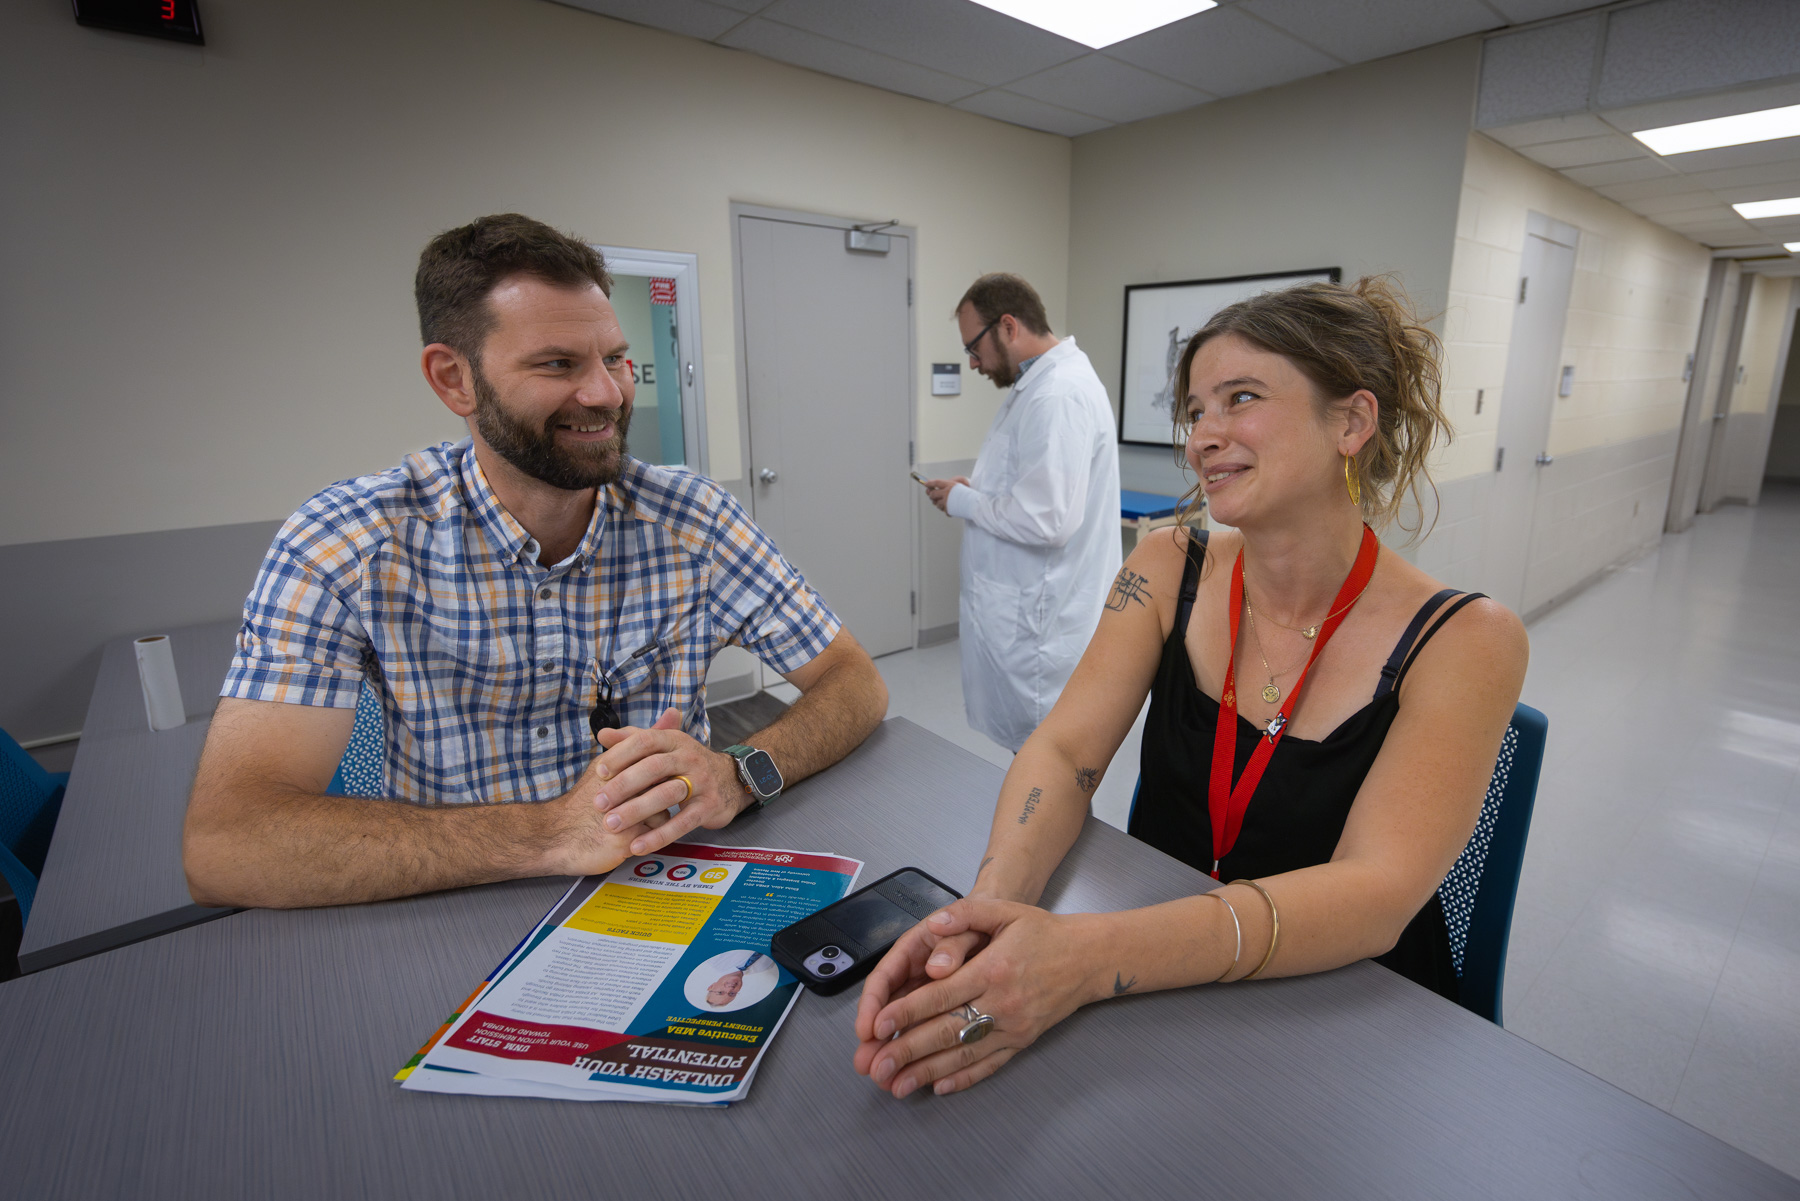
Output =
[
  {"x1": 1243, "y1": 598, "x2": 1305, "y2": 705},
  {"x1": 1243, "y1": 577, "x2": 1372, "y2": 640}
]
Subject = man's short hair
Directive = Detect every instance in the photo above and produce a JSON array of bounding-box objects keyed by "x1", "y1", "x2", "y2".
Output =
[
  {"x1": 956, "y1": 273, "x2": 1052, "y2": 338},
  {"x1": 415, "y1": 213, "x2": 614, "y2": 363}
]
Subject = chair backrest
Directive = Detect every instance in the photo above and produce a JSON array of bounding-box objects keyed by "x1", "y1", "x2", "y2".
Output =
[
  {"x1": 1, "y1": 729, "x2": 70, "y2": 922},
  {"x1": 325, "y1": 681, "x2": 386, "y2": 798},
  {"x1": 1436, "y1": 702, "x2": 1548, "y2": 1026}
]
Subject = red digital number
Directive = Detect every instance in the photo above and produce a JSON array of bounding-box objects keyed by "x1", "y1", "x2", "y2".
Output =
[{"x1": 161, "y1": 0, "x2": 175, "y2": 19}]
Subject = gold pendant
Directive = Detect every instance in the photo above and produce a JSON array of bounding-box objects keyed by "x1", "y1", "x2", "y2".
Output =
[
  {"x1": 1302, "y1": 625, "x2": 1319, "y2": 640},
  {"x1": 1261, "y1": 684, "x2": 1281, "y2": 704}
]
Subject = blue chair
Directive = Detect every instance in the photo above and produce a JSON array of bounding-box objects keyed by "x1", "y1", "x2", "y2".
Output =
[
  {"x1": 325, "y1": 681, "x2": 386, "y2": 798},
  {"x1": 1, "y1": 730, "x2": 70, "y2": 922},
  {"x1": 1126, "y1": 702, "x2": 1547, "y2": 1026}
]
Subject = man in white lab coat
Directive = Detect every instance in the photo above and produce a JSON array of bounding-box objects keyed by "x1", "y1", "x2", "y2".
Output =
[{"x1": 921, "y1": 274, "x2": 1121, "y2": 753}]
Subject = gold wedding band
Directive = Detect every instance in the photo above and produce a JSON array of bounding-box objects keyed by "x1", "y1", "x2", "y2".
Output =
[{"x1": 674, "y1": 774, "x2": 694, "y2": 803}]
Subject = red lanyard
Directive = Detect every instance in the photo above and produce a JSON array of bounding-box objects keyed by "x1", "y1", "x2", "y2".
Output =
[{"x1": 1207, "y1": 525, "x2": 1380, "y2": 879}]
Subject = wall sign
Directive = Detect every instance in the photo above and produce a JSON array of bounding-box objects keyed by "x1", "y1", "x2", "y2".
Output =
[{"x1": 74, "y1": 0, "x2": 205, "y2": 45}]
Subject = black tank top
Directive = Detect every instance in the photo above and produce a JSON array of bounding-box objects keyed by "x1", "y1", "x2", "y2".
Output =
[{"x1": 1128, "y1": 532, "x2": 1486, "y2": 1002}]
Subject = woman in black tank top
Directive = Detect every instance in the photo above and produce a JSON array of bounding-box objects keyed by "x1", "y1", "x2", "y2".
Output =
[{"x1": 852, "y1": 279, "x2": 1528, "y2": 1104}]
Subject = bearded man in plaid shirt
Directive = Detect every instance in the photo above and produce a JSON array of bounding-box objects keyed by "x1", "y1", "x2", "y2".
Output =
[{"x1": 183, "y1": 214, "x2": 888, "y2": 908}]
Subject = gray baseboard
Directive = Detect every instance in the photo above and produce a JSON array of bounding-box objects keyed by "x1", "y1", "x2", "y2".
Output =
[
  {"x1": 916, "y1": 622, "x2": 959, "y2": 648},
  {"x1": 0, "y1": 520, "x2": 280, "y2": 743}
]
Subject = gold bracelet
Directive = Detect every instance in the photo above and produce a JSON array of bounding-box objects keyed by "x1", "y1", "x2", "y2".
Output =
[
  {"x1": 1230, "y1": 878, "x2": 1280, "y2": 980},
  {"x1": 1201, "y1": 891, "x2": 1241, "y2": 983}
]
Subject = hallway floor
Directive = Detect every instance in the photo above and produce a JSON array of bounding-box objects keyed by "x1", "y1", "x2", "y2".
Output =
[{"x1": 818, "y1": 485, "x2": 1799, "y2": 1180}]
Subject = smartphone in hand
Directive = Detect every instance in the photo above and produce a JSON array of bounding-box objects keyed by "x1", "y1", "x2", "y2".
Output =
[
  {"x1": 771, "y1": 867, "x2": 962, "y2": 996},
  {"x1": 909, "y1": 470, "x2": 928, "y2": 486}
]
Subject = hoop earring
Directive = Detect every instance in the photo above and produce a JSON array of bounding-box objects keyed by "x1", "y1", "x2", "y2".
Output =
[{"x1": 1344, "y1": 454, "x2": 1361, "y2": 507}]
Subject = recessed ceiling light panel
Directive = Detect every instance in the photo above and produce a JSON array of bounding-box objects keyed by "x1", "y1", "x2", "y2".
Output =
[
  {"x1": 1786, "y1": 242, "x2": 1800, "y2": 254},
  {"x1": 1633, "y1": 104, "x2": 1800, "y2": 156},
  {"x1": 1733, "y1": 197, "x2": 1800, "y2": 220},
  {"x1": 968, "y1": 0, "x2": 1218, "y2": 50}
]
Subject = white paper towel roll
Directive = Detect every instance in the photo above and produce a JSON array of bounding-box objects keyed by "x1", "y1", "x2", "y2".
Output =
[{"x1": 134, "y1": 635, "x2": 186, "y2": 732}]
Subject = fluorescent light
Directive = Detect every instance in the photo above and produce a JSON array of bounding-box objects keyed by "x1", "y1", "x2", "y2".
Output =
[
  {"x1": 1734, "y1": 197, "x2": 1800, "y2": 220},
  {"x1": 968, "y1": 0, "x2": 1217, "y2": 49},
  {"x1": 1787, "y1": 242, "x2": 1800, "y2": 254},
  {"x1": 1633, "y1": 104, "x2": 1800, "y2": 156}
]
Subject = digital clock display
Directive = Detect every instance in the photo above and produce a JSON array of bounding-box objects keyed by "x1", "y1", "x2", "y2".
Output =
[{"x1": 73, "y1": 0, "x2": 204, "y2": 46}]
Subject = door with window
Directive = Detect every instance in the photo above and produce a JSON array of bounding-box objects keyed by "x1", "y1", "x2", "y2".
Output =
[
  {"x1": 736, "y1": 211, "x2": 915, "y2": 658},
  {"x1": 598, "y1": 247, "x2": 708, "y2": 472}
]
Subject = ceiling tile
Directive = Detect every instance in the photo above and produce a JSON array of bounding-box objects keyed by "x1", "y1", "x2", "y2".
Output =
[
  {"x1": 758, "y1": 0, "x2": 1084, "y2": 87},
  {"x1": 1602, "y1": 78, "x2": 1800, "y2": 136},
  {"x1": 719, "y1": 18, "x2": 983, "y2": 104},
  {"x1": 1649, "y1": 206, "x2": 1749, "y2": 226},
  {"x1": 1519, "y1": 133, "x2": 1650, "y2": 169},
  {"x1": 1598, "y1": 0, "x2": 1800, "y2": 110},
  {"x1": 550, "y1": 0, "x2": 749, "y2": 40},
  {"x1": 1682, "y1": 161, "x2": 1800, "y2": 192},
  {"x1": 1627, "y1": 193, "x2": 1735, "y2": 216},
  {"x1": 1483, "y1": 0, "x2": 1609, "y2": 20},
  {"x1": 1561, "y1": 158, "x2": 1679, "y2": 187},
  {"x1": 1594, "y1": 175, "x2": 1719, "y2": 202},
  {"x1": 1475, "y1": 16, "x2": 1601, "y2": 127},
  {"x1": 1006, "y1": 55, "x2": 1213, "y2": 124},
  {"x1": 709, "y1": 0, "x2": 779, "y2": 11},
  {"x1": 1482, "y1": 113, "x2": 1612, "y2": 148},
  {"x1": 951, "y1": 90, "x2": 1113, "y2": 137},
  {"x1": 1106, "y1": 5, "x2": 1343, "y2": 98},
  {"x1": 1240, "y1": 0, "x2": 1498, "y2": 66}
]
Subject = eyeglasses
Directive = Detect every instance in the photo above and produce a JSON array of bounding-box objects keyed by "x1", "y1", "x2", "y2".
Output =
[{"x1": 962, "y1": 315, "x2": 1002, "y2": 362}]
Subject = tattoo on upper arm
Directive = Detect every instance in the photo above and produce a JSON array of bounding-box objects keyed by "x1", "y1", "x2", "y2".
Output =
[
  {"x1": 1017, "y1": 787, "x2": 1042, "y2": 825},
  {"x1": 1113, "y1": 972, "x2": 1137, "y2": 995},
  {"x1": 1074, "y1": 767, "x2": 1099, "y2": 793},
  {"x1": 1105, "y1": 569, "x2": 1152, "y2": 612}
]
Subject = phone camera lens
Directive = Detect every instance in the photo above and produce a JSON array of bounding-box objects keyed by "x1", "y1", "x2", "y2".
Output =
[
  {"x1": 816, "y1": 962, "x2": 836, "y2": 975},
  {"x1": 820, "y1": 946, "x2": 841, "y2": 958}
]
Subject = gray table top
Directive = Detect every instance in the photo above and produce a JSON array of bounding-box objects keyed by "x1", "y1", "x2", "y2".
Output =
[
  {"x1": 19, "y1": 619, "x2": 240, "y2": 972},
  {"x1": 1, "y1": 718, "x2": 1792, "y2": 1200}
]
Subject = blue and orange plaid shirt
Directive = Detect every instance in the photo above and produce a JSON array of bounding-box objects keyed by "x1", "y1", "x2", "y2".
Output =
[{"x1": 222, "y1": 440, "x2": 841, "y2": 805}]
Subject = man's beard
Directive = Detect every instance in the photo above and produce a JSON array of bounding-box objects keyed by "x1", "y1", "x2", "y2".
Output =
[
  {"x1": 471, "y1": 365, "x2": 630, "y2": 491},
  {"x1": 979, "y1": 351, "x2": 1016, "y2": 389}
]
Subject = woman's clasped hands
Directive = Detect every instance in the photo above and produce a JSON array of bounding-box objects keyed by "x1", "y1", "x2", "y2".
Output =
[{"x1": 853, "y1": 899, "x2": 1110, "y2": 1099}]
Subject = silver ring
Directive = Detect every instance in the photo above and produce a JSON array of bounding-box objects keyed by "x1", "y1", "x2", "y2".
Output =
[{"x1": 955, "y1": 1002, "x2": 994, "y2": 1045}]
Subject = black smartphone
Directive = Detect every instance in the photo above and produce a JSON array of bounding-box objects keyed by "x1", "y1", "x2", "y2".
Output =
[{"x1": 770, "y1": 867, "x2": 962, "y2": 996}]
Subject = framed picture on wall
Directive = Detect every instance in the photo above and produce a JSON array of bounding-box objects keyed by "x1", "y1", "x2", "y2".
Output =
[{"x1": 1119, "y1": 268, "x2": 1340, "y2": 448}]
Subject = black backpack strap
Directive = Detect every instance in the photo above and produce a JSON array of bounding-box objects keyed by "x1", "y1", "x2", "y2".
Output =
[
  {"x1": 1386, "y1": 592, "x2": 1490, "y2": 697},
  {"x1": 1375, "y1": 589, "x2": 1459, "y2": 700},
  {"x1": 1174, "y1": 529, "x2": 1210, "y2": 638}
]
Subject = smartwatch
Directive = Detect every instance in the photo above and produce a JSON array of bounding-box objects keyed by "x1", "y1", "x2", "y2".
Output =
[{"x1": 723, "y1": 744, "x2": 783, "y2": 811}]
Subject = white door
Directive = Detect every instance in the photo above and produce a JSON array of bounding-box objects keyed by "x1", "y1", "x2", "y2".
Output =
[
  {"x1": 1482, "y1": 223, "x2": 1576, "y2": 613},
  {"x1": 737, "y1": 214, "x2": 915, "y2": 658}
]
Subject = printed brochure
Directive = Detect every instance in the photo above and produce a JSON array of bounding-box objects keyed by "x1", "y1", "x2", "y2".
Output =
[{"x1": 397, "y1": 842, "x2": 861, "y2": 1104}]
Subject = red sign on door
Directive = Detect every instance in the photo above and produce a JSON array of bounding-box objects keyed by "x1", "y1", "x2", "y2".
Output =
[{"x1": 649, "y1": 278, "x2": 677, "y2": 305}]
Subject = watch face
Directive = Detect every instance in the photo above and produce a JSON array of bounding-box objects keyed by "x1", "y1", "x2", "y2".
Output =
[{"x1": 742, "y1": 749, "x2": 783, "y2": 797}]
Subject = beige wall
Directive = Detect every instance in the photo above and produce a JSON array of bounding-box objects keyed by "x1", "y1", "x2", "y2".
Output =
[
  {"x1": 0, "y1": 0, "x2": 1070, "y2": 547},
  {"x1": 1068, "y1": 36, "x2": 1480, "y2": 499},
  {"x1": 1441, "y1": 133, "x2": 1712, "y2": 485}
]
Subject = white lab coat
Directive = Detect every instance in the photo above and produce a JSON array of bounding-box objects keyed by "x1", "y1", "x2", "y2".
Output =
[{"x1": 947, "y1": 337, "x2": 1121, "y2": 752}]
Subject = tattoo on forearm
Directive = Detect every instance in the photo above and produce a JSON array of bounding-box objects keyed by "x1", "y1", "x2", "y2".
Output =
[
  {"x1": 1113, "y1": 972, "x2": 1137, "y2": 995},
  {"x1": 977, "y1": 855, "x2": 994, "y2": 876},
  {"x1": 1105, "y1": 569, "x2": 1152, "y2": 612},
  {"x1": 1074, "y1": 767, "x2": 1099, "y2": 793},
  {"x1": 1017, "y1": 787, "x2": 1042, "y2": 825}
]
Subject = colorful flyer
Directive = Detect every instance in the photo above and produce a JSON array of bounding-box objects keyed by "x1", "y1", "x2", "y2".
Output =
[{"x1": 399, "y1": 843, "x2": 861, "y2": 1104}]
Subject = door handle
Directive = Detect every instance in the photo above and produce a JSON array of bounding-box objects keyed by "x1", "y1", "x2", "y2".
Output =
[
  {"x1": 759, "y1": 469, "x2": 778, "y2": 484},
  {"x1": 1535, "y1": 453, "x2": 1554, "y2": 467}
]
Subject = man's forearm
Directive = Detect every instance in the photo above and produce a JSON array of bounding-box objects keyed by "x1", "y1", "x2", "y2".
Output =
[
  {"x1": 745, "y1": 656, "x2": 887, "y2": 790},
  {"x1": 184, "y1": 785, "x2": 564, "y2": 908}
]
